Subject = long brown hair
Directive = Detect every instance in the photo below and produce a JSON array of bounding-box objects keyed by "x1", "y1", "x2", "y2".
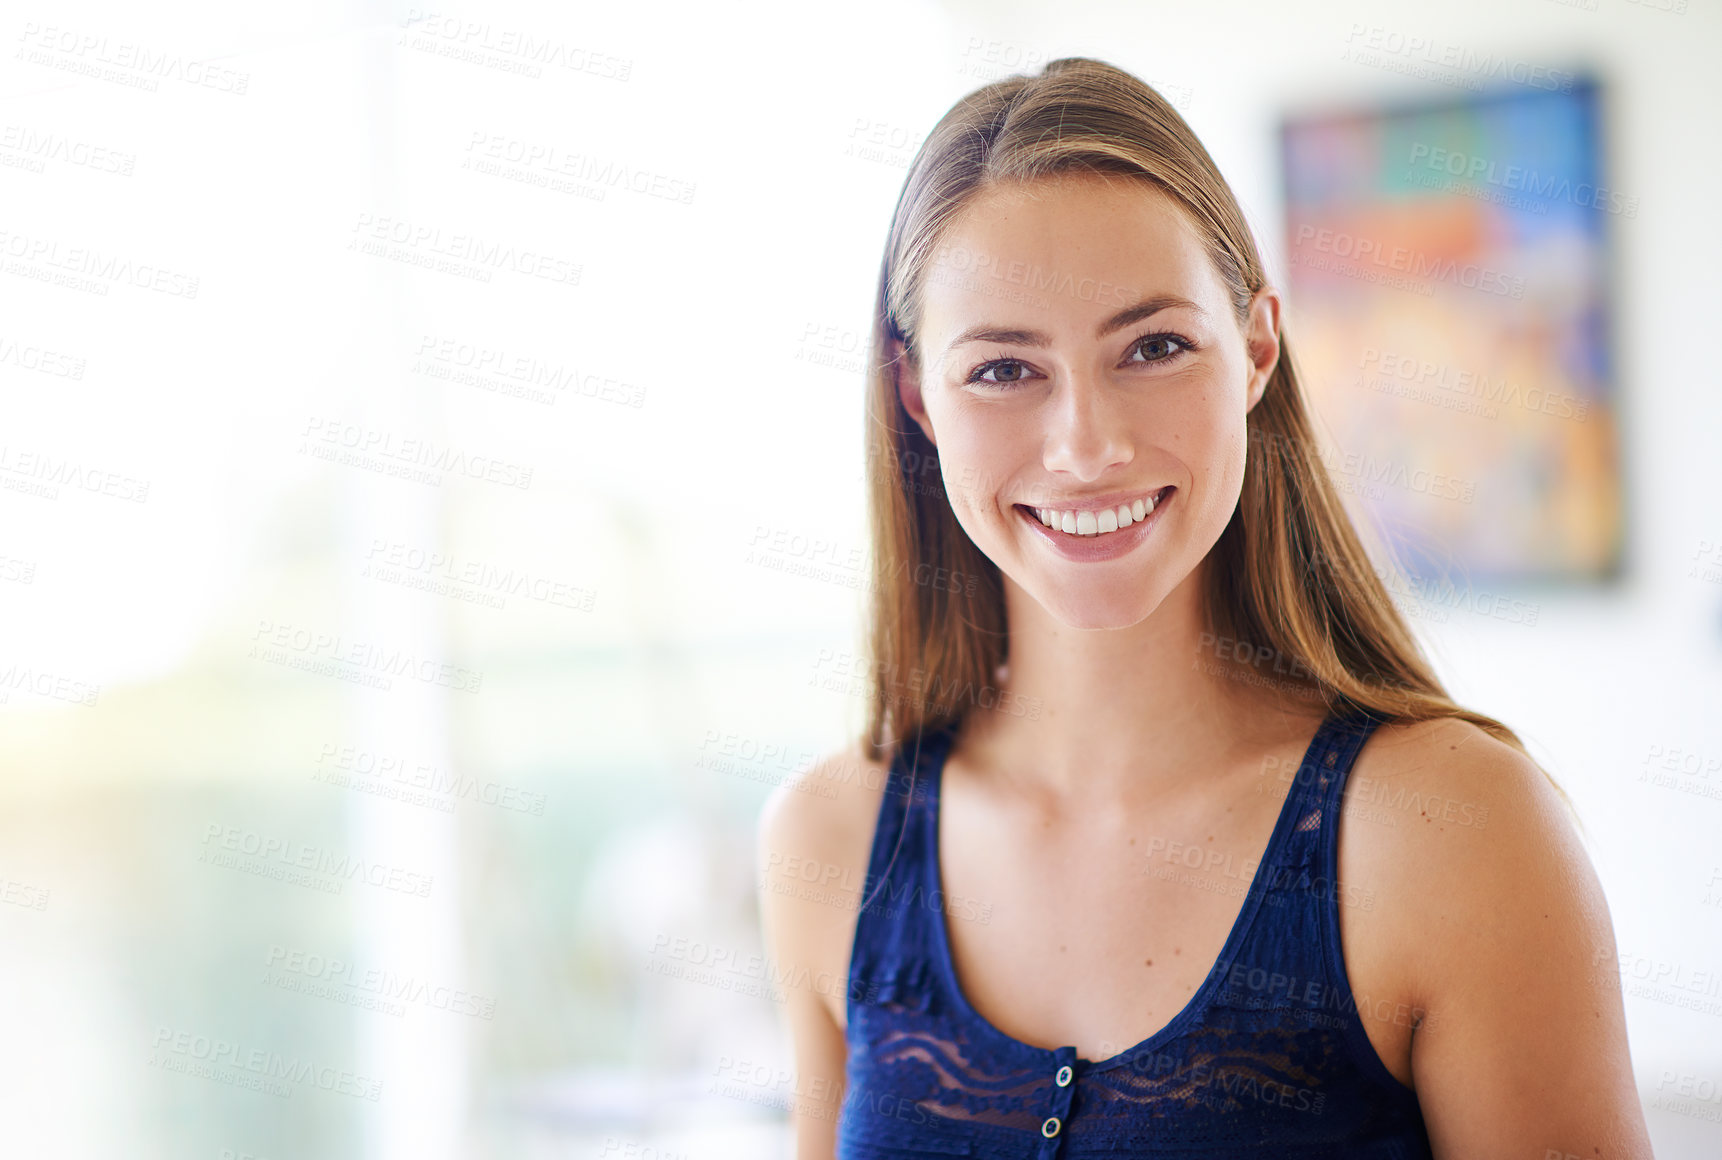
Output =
[{"x1": 859, "y1": 56, "x2": 1559, "y2": 804}]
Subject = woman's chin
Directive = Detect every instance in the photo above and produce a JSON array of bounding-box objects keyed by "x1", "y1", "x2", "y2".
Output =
[{"x1": 1043, "y1": 590, "x2": 1165, "y2": 632}]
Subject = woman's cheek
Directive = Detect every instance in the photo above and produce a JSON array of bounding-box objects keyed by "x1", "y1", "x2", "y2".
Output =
[
  {"x1": 937, "y1": 450, "x2": 992, "y2": 522},
  {"x1": 1201, "y1": 433, "x2": 1252, "y2": 524},
  {"x1": 1179, "y1": 397, "x2": 1245, "y2": 474},
  {"x1": 936, "y1": 417, "x2": 1013, "y2": 514}
]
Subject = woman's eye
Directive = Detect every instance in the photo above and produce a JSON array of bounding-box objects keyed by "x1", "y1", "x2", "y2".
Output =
[
  {"x1": 1130, "y1": 334, "x2": 1189, "y2": 363},
  {"x1": 965, "y1": 335, "x2": 1189, "y2": 385},
  {"x1": 970, "y1": 359, "x2": 1032, "y2": 385}
]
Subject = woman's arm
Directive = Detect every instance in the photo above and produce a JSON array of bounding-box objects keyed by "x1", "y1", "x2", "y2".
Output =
[
  {"x1": 1349, "y1": 720, "x2": 1655, "y2": 1159},
  {"x1": 756, "y1": 747, "x2": 881, "y2": 1158}
]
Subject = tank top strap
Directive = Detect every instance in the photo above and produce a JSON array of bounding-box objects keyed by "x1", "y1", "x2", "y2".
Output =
[
  {"x1": 1213, "y1": 708, "x2": 1390, "y2": 1044},
  {"x1": 846, "y1": 722, "x2": 957, "y2": 1014},
  {"x1": 1271, "y1": 708, "x2": 1386, "y2": 872}
]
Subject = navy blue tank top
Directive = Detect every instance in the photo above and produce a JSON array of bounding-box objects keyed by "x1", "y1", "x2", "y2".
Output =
[{"x1": 839, "y1": 711, "x2": 1432, "y2": 1158}]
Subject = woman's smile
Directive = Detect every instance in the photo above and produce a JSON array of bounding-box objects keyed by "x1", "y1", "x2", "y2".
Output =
[
  {"x1": 1021, "y1": 484, "x2": 1174, "y2": 536},
  {"x1": 1013, "y1": 485, "x2": 1175, "y2": 562}
]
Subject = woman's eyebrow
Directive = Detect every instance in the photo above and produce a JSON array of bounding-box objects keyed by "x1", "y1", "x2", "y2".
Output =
[{"x1": 942, "y1": 294, "x2": 1207, "y2": 355}]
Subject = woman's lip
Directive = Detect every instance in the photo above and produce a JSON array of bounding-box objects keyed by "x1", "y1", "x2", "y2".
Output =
[
  {"x1": 1015, "y1": 486, "x2": 1174, "y2": 561},
  {"x1": 1018, "y1": 485, "x2": 1173, "y2": 515},
  {"x1": 1016, "y1": 486, "x2": 1175, "y2": 522}
]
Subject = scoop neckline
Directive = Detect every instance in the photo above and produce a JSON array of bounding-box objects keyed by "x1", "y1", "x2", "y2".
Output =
[{"x1": 921, "y1": 714, "x2": 1341, "y2": 1075}]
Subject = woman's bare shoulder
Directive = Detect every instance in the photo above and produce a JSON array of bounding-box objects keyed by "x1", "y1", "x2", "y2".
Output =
[
  {"x1": 1343, "y1": 715, "x2": 1602, "y2": 999},
  {"x1": 755, "y1": 738, "x2": 895, "y2": 1028},
  {"x1": 756, "y1": 738, "x2": 894, "y2": 876},
  {"x1": 1341, "y1": 726, "x2": 1647, "y2": 1149},
  {"x1": 1347, "y1": 714, "x2": 1566, "y2": 841}
]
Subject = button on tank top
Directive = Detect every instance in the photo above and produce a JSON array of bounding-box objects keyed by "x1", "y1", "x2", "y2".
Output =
[{"x1": 839, "y1": 711, "x2": 1433, "y2": 1158}]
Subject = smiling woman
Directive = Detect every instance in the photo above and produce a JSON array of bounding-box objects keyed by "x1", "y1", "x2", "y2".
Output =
[{"x1": 756, "y1": 57, "x2": 1653, "y2": 1160}]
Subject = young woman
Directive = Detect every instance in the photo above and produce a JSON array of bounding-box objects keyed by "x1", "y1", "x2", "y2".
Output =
[{"x1": 757, "y1": 58, "x2": 1652, "y2": 1159}]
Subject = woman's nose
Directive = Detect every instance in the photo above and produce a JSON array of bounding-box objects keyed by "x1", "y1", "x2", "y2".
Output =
[{"x1": 1040, "y1": 373, "x2": 1133, "y2": 481}]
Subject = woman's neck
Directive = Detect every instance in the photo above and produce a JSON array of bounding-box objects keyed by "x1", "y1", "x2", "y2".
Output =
[{"x1": 959, "y1": 559, "x2": 1323, "y2": 801}]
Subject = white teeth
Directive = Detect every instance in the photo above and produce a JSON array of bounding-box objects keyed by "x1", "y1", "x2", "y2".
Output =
[{"x1": 1030, "y1": 489, "x2": 1165, "y2": 537}]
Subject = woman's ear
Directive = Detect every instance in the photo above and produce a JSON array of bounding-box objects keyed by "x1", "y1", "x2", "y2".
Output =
[
  {"x1": 891, "y1": 337, "x2": 937, "y2": 447},
  {"x1": 1243, "y1": 288, "x2": 1283, "y2": 413}
]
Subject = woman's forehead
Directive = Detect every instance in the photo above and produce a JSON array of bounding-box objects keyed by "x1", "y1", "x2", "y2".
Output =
[{"x1": 917, "y1": 177, "x2": 1225, "y2": 347}]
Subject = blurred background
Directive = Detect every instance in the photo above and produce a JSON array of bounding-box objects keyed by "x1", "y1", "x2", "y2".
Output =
[{"x1": 1, "y1": 0, "x2": 1718, "y2": 1156}]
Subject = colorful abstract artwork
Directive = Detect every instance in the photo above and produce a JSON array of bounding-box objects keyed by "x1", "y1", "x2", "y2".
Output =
[{"x1": 1280, "y1": 78, "x2": 1623, "y2": 584}]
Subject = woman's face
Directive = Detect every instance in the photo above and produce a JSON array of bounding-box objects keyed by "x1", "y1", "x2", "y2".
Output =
[{"x1": 897, "y1": 172, "x2": 1281, "y2": 631}]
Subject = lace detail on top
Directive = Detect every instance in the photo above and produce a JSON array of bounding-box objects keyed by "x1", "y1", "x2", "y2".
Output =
[{"x1": 837, "y1": 713, "x2": 1433, "y2": 1159}]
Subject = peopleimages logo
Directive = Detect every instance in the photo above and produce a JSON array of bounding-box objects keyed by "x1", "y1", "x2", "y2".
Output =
[
  {"x1": 199, "y1": 821, "x2": 435, "y2": 897},
  {"x1": 1340, "y1": 25, "x2": 1576, "y2": 93},
  {"x1": 15, "y1": 22, "x2": 251, "y2": 95},
  {"x1": 299, "y1": 417, "x2": 533, "y2": 491},
  {"x1": 928, "y1": 242, "x2": 1137, "y2": 307},
  {"x1": 148, "y1": 1027, "x2": 382, "y2": 1101},
  {"x1": 1292, "y1": 225, "x2": 1525, "y2": 299},
  {"x1": 348, "y1": 212, "x2": 582, "y2": 287},
  {"x1": 1407, "y1": 144, "x2": 1638, "y2": 218},
  {"x1": 0, "y1": 227, "x2": 199, "y2": 298},
  {"x1": 264, "y1": 945, "x2": 496, "y2": 1019},
  {"x1": 1358, "y1": 347, "x2": 1591, "y2": 422}
]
